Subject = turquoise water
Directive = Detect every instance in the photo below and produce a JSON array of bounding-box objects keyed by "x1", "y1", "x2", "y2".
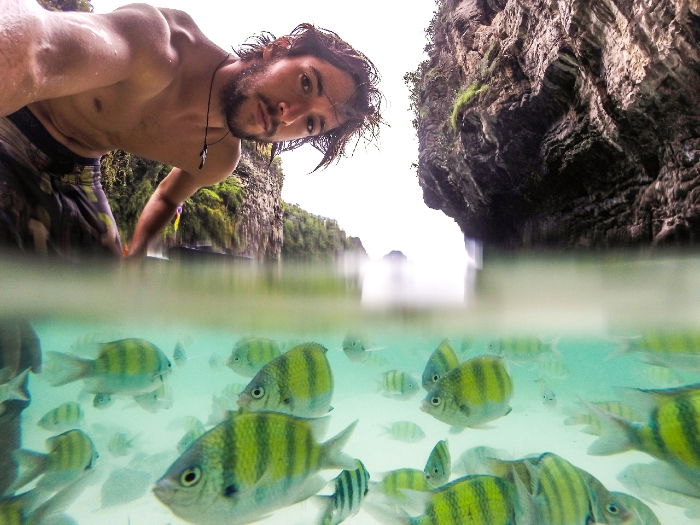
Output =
[{"x1": 2, "y1": 252, "x2": 700, "y2": 524}]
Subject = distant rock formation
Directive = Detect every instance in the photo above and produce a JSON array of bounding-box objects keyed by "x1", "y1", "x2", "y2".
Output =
[{"x1": 411, "y1": 0, "x2": 700, "y2": 248}]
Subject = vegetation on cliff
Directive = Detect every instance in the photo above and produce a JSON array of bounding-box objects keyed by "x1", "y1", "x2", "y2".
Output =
[{"x1": 282, "y1": 203, "x2": 365, "y2": 262}]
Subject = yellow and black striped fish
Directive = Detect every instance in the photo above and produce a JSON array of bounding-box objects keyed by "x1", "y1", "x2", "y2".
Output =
[
  {"x1": 44, "y1": 338, "x2": 172, "y2": 401},
  {"x1": 612, "y1": 330, "x2": 700, "y2": 370},
  {"x1": 422, "y1": 339, "x2": 459, "y2": 391},
  {"x1": 226, "y1": 337, "x2": 281, "y2": 377},
  {"x1": 382, "y1": 421, "x2": 426, "y2": 443},
  {"x1": 421, "y1": 355, "x2": 513, "y2": 428},
  {"x1": 586, "y1": 383, "x2": 700, "y2": 479},
  {"x1": 402, "y1": 474, "x2": 520, "y2": 525},
  {"x1": 487, "y1": 336, "x2": 555, "y2": 363},
  {"x1": 424, "y1": 440, "x2": 450, "y2": 487},
  {"x1": 153, "y1": 410, "x2": 357, "y2": 525},
  {"x1": 318, "y1": 459, "x2": 371, "y2": 525},
  {"x1": 379, "y1": 369, "x2": 419, "y2": 399},
  {"x1": 237, "y1": 342, "x2": 334, "y2": 418},
  {"x1": 564, "y1": 399, "x2": 643, "y2": 435},
  {"x1": 374, "y1": 468, "x2": 431, "y2": 502},
  {"x1": 10, "y1": 428, "x2": 98, "y2": 494},
  {"x1": 37, "y1": 401, "x2": 84, "y2": 432}
]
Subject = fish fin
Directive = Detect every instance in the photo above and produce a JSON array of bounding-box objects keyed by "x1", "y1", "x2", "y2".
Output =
[
  {"x1": 363, "y1": 499, "x2": 413, "y2": 525},
  {"x1": 3, "y1": 367, "x2": 30, "y2": 402},
  {"x1": 322, "y1": 420, "x2": 358, "y2": 470},
  {"x1": 307, "y1": 415, "x2": 331, "y2": 441},
  {"x1": 456, "y1": 446, "x2": 509, "y2": 475},
  {"x1": 290, "y1": 474, "x2": 327, "y2": 505},
  {"x1": 581, "y1": 400, "x2": 634, "y2": 455},
  {"x1": 42, "y1": 352, "x2": 91, "y2": 387},
  {"x1": 9, "y1": 449, "x2": 48, "y2": 493},
  {"x1": 29, "y1": 469, "x2": 97, "y2": 524},
  {"x1": 512, "y1": 465, "x2": 537, "y2": 525}
]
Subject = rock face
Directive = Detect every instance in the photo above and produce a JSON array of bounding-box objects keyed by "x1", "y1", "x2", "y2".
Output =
[
  {"x1": 233, "y1": 149, "x2": 283, "y2": 261},
  {"x1": 413, "y1": 0, "x2": 700, "y2": 248}
]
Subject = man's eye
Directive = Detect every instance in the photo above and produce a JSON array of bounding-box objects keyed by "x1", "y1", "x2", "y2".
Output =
[
  {"x1": 306, "y1": 117, "x2": 314, "y2": 134},
  {"x1": 301, "y1": 74, "x2": 311, "y2": 93}
]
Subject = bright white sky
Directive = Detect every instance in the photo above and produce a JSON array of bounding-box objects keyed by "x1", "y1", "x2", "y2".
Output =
[{"x1": 92, "y1": 0, "x2": 468, "y2": 265}]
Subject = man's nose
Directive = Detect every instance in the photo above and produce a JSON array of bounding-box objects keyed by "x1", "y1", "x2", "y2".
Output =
[{"x1": 277, "y1": 101, "x2": 306, "y2": 125}]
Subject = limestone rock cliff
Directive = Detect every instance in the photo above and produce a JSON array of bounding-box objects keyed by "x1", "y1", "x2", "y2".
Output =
[
  {"x1": 233, "y1": 147, "x2": 284, "y2": 261},
  {"x1": 412, "y1": 0, "x2": 700, "y2": 248}
]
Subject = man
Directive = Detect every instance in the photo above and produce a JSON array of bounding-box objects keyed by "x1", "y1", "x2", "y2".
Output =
[{"x1": 0, "y1": 0, "x2": 382, "y2": 258}]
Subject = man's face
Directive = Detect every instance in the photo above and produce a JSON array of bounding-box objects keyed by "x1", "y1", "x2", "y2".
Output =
[{"x1": 222, "y1": 55, "x2": 355, "y2": 142}]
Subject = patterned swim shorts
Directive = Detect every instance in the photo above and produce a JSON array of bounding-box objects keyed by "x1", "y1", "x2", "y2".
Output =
[{"x1": 0, "y1": 107, "x2": 121, "y2": 258}]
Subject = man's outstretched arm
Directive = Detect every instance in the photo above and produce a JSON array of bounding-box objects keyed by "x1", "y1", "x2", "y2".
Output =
[{"x1": 0, "y1": 1, "x2": 172, "y2": 117}]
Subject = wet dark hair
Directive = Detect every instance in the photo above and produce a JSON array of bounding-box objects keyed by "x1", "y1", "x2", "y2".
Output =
[{"x1": 233, "y1": 23, "x2": 383, "y2": 171}]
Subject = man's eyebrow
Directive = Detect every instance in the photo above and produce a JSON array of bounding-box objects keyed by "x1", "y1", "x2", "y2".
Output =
[{"x1": 311, "y1": 66, "x2": 324, "y2": 97}]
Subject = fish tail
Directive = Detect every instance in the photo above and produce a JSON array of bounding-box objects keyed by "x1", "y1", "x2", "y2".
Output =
[
  {"x1": 9, "y1": 449, "x2": 48, "y2": 493},
  {"x1": 583, "y1": 401, "x2": 634, "y2": 455},
  {"x1": 5, "y1": 367, "x2": 30, "y2": 402},
  {"x1": 322, "y1": 420, "x2": 358, "y2": 470},
  {"x1": 43, "y1": 351, "x2": 91, "y2": 387}
]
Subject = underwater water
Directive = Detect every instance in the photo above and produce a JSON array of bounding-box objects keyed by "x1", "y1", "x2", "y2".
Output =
[{"x1": 2, "y1": 251, "x2": 700, "y2": 524}]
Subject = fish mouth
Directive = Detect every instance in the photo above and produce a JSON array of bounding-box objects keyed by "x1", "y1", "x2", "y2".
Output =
[
  {"x1": 153, "y1": 479, "x2": 175, "y2": 504},
  {"x1": 237, "y1": 392, "x2": 251, "y2": 408},
  {"x1": 419, "y1": 400, "x2": 430, "y2": 413}
]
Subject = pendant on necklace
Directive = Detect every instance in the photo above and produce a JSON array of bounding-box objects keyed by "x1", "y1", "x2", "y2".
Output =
[{"x1": 198, "y1": 145, "x2": 208, "y2": 170}]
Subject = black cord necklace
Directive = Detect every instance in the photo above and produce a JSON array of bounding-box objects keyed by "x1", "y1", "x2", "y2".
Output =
[{"x1": 199, "y1": 53, "x2": 231, "y2": 170}]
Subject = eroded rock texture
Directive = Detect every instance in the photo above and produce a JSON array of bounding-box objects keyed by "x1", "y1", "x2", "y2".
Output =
[
  {"x1": 233, "y1": 151, "x2": 283, "y2": 261},
  {"x1": 413, "y1": 0, "x2": 700, "y2": 248}
]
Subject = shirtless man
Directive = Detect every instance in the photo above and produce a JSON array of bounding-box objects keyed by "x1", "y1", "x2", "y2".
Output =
[{"x1": 0, "y1": 0, "x2": 382, "y2": 258}]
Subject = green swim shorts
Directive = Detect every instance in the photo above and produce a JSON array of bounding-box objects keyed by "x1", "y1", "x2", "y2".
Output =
[{"x1": 0, "y1": 107, "x2": 122, "y2": 258}]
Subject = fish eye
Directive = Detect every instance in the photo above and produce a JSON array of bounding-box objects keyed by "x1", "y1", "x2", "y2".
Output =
[
  {"x1": 179, "y1": 466, "x2": 202, "y2": 487},
  {"x1": 430, "y1": 397, "x2": 441, "y2": 406},
  {"x1": 432, "y1": 374, "x2": 440, "y2": 382},
  {"x1": 251, "y1": 387, "x2": 265, "y2": 399},
  {"x1": 607, "y1": 504, "x2": 619, "y2": 514}
]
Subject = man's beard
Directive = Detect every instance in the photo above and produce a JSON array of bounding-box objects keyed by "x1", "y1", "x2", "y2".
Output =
[{"x1": 221, "y1": 60, "x2": 278, "y2": 141}]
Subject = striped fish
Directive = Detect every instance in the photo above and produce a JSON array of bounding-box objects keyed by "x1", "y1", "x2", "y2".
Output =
[
  {"x1": 37, "y1": 402, "x2": 84, "y2": 432},
  {"x1": 423, "y1": 440, "x2": 450, "y2": 487},
  {"x1": 457, "y1": 448, "x2": 634, "y2": 524},
  {"x1": 10, "y1": 429, "x2": 98, "y2": 494},
  {"x1": 404, "y1": 474, "x2": 520, "y2": 525},
  {"x1": 374, "y1": 468, "x2": 431, "y2": 501},
  {"x1": 382, "y1": 421, "x2": 425, "y2": 443},
  {"x1": 318, "y1": 459, "x2": 371, "y2": 525},
  {"x1": 612, "y1": 330, "x2": 700, "y2": 369},
  {"x1": 153, "y1": 410, "x2": 357, "y2": 525},
  {"x1": 0, "y1": 469, "x2": 95, "y2": 525},
  {"x1": 564, "y1": 400, "x2": 643, "y2": 435},
  {"x1": 422, "y1": 339, "x2": 459, "y2": 391},
  {"x1": 379, "y1": 370, "x2": 419, "y2": 399},
  {"x1": 237, "y1": 342, "x2": 334, "y2": 418},
  {"x1": 421, "y1": 355, "x2": 513, "y2": 428},
  {"x1": 43, "y1": 339, "x2": 172, "y2": 403},
  {"x1": 487, "y1": 336, "x2": 555, "y2": 363},
  {"x1": 226, "y1": 337, "x2": 281, "y2": 377},
  {"x1": 586, "y1": 384, "x2": 700, "y2": 480}
]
